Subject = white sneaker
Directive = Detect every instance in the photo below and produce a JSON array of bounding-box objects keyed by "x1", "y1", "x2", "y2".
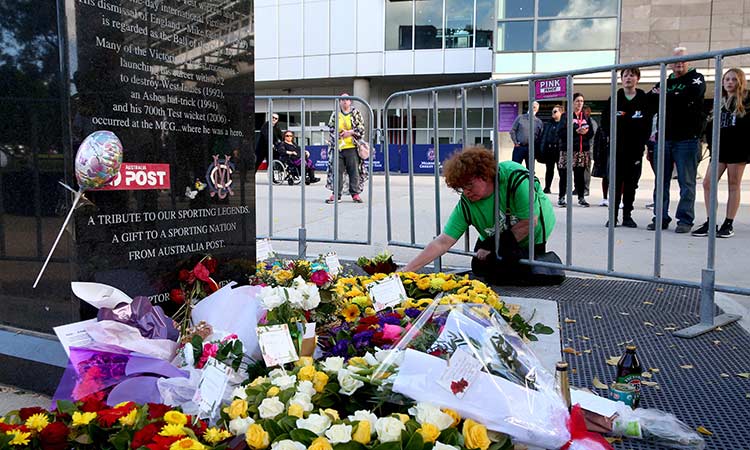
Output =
[
  {"x1": 619, "y1": 202, "x2": 624, "y2": 209},
  {"x1": 599, "y1": 199, "x2": 609, "y2": 207}
]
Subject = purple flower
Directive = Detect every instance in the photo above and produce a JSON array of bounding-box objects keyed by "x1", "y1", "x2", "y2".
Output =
[
  {"x1": 432, "y1": 316, "x2": 447, "y2": 327},
  {"x1": 378, "y1": 313, "x2": 401, "y2": 326},
  {"x1": 352, "y1": 330, "x2": 375, "y2": 349},
  {"x1": 404, "y1": 308, "x2": 421, "y2": 318},
  {"x1": 332, "y1": 339, "x2": 350, "y2": 357}
]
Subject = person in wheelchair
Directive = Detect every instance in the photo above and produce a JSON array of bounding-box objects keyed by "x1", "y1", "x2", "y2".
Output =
[{"x1": 277, "y1": 130, "x2": 320, "y2": 185}]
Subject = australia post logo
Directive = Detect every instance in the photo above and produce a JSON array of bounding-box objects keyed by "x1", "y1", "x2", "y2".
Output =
[{"x1": 97, "y1": 163, "x2": 170, "y2": 190}]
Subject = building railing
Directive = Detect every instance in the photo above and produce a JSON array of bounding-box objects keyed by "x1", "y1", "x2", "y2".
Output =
[{"x1": 382, "y1": 46, "x2": 750, "y2": 338}]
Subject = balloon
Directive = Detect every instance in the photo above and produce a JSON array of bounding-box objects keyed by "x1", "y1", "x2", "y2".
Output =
[{"x1": 75, "y1": 130, "x2": 123, "y2": 190}]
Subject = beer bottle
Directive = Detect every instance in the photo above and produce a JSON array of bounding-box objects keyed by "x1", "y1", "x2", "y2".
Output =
[
  {"x1": 555, "y1": 362, "x2": 572, "y2": 410},
  {"x1": 616, "y1": 345, "x2": 643, "y2": 407}
]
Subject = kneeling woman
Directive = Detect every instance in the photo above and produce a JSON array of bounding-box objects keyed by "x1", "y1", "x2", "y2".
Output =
[{"x1": 402, "y1": 147, "x2": 556, "y2": 283}]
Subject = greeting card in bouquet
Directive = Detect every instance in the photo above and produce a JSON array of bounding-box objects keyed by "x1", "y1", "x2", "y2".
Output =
[
  {"x1": 438, "y1": 347, "x2": 483, "y2": 399},
  {"x1": 324, "y1": 252, "x2": 342, "y2": 275},
  {"x1": 192, "y1": 358, "x2": 231, "y2": 419},
  {"x1": 256, "y1": 238, "x2": 274, "y2": 261},
  {"x1": 368, "y1": 274, "x2": 407, "y2": 311},
  {"x1": 257, "y1": 324, "x2": 299, "y2": 366}
]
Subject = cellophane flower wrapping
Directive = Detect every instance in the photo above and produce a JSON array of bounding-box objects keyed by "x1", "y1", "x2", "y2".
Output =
[{"x1": 373, "y1": 303, "x2": 609, "y2": 450}]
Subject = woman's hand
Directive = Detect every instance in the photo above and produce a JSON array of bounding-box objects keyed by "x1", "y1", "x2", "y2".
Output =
[{"x1": 476, "y1": 249, "x2": 491, "y2": 260}]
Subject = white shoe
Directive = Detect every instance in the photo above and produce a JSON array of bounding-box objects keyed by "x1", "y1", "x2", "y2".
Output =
[
  {"x1": 619, "y1": 202, "x2": 624, "y2": 209},
  {"x1": 599, "y1": 199, "x2": 609, "y2": 207}
]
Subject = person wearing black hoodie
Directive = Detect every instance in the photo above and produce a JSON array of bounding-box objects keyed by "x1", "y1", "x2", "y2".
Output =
[
  {"x1": 646, "y1": 47, "x2": 706, "y2": 233},
  {"x1": 601, "y1": 67, "x2": 653, "y2": 228}
]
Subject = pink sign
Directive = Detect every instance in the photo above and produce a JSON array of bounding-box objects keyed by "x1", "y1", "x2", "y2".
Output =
[
  {"x1": 95, "y1": 163, "x2": 170, "y2": 190},
  {"x1": 535, "y1": 77, "x2": 567, "y2": 100}
]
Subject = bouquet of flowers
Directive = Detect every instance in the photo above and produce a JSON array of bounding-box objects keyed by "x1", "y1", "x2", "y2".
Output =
[
  {"x1": 252, "y1": 258, "x2": 336, "y2": 290},
  {"x1": 356, "y1": 252, "x2": 398, "y2": 275},
  {"x1": 170, "y1": 255, "x2": 221, "y2": 335}
]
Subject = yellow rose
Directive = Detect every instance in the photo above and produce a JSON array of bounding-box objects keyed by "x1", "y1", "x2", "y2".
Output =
[
  {"x1": 298, "y1": 365, "x2": 316, "y2": 382},
  {"x1": 308, "y1": 437, "x2": 333, "y2": 450},
  {"x1": 296, "y1": 357, "x2": 314, "y2": 367},
  {"x1": 250, "y1": 376, "x2": 268, "y2": 387},
  {"x1": 224, "y1": 399, "x2": 248, "y2": 420},
  {"x1": 245, "y1": 424, "x2": 270, "y2": 450},
  {"x1": 394, "y1": 413, "x2": 409, "y2": 424},
  {"x1": 417, "y1": 423, "x2": 440, "y2": 443},
  {"x1": 320, "y1": 408, "x2": 339, "y2": 421},
  {"x1": 442, "y1": 408, "x2": 461, "y2": 427},
  {"x1": 288, "y1": 404, "x2": 304, "y2": 418},
  {"x1": 462, "y1": 419, "x2": 490, "y2": 450},
  {"x1": 164, "y1": 410, "x2": 188, "y2": 426},
  {"x1": 312, "y1": 371, "x2": 329, "y2": 392},
  {"x1": 351, "y1": 421, "x2": 371, "y2": 444},
  {"x1": 267, "y1": 386, "x2": 280, "y2": 397},
  {"x1": 170, "y1": 437, "x2": 206, "y2": 450}
]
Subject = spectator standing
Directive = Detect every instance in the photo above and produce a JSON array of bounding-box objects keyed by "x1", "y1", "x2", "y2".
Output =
[
  {"x1": 255, "y1": 113, "x2": 282, "y2": 170},
  {"x1": 582, "y1": 106, "x2": 597, "y2": 201},
  {"x1": 692, "y1": 68, "x2": 750, "y2": 238},
  {"x1": 540, "y1": 105, "x2": 565, "y2": 194},
  {"x1": 646, "y1": 47, "x2": 706, "y2": 232},
  {"x1": 558, "y1": 93, "x2": 593, "y2": 207},
  {"x1": 601, "y1": 67, "x2": 653, "y2": 228},
  {"x1": 509, "y1": 101, "x2": 543, "y2": 168},
  {"x1": 277, "y1": 130, "x2": 320, "y2": 185},
  {"x1": 325, "y1": 93, "x2": 367, "y2": 203}
]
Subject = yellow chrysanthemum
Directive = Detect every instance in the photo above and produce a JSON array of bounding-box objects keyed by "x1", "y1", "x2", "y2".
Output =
[
  {"x1": 429, "y1": 278, "x2": 445, "y2": 290},
  {"x1": 25, "y1": 412, "x2": 49, "y2": 432},
  {"x1": 416, "y1": 278, "x2": 431, "y2": 290},
  {"x1": 164, "y1": 410, "x2": 188, "y2": 426},
  {"x1": 203, "y1": 427, "x2": 232, "y2": 444},
  {"x1": 274, "y1": 269, "x2": 293, "y2": 284},
  {"x1": 160, "y1": 423, "x2": 187, "y2": 437},
  {"x1": 71, "y1": 411, "x2": 97, "y2": 427},
  {"x1": 351, "y1": 295, "x2": 372, "y2": 309},
  {"x1": 342, "y1": 303, "x2": 360, "y2": 322},
  {"x1": 372, "y1": 273, "x2": 388, "y2": 281},
  {"x1": 345, "y1": 288, "x2": 364, "y2": 298},
  {"x1": 6, "y1": 430, "x2": 31, "y2": 446},
  {"x1": 364, "y1": 307, "x2": 376, "y2": 316},
  {"x1": 170, "y1": 437, "x2": 206, "y2": 450},
  {"x1": 442, "y1": 280, "x2": 458, "y2": 291},
  {"x1": 118, "y1": 408, "x2": 138, "y2": 427}
]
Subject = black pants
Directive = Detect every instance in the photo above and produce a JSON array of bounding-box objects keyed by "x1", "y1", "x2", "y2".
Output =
[
  {"x1": 336, "y1": 147, "x2": 360, "y2": 196},
  {"x1": 558, "y1": 166, "x2": 586, "y2": 200},
  {"x1": 471, "y1": 237, "x2": 547, "y2": 284},
  {"x1": 613, "y1": 159, "x2": 643, "y2": 218},
  {"x1": 544, "y1": 160, "x2": 556, "y2": 192}
]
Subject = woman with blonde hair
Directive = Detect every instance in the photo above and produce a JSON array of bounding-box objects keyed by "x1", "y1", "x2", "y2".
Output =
[{"x1": 693, "y1": 68, "x2": 750, "y2": 238}]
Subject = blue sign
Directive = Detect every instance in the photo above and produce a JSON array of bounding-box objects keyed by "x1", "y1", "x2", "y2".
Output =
[
  {"x1": 306, "y1": 145, "x2": 330, "y2": 171},
  {"x1": 400, "y1": 144, "x2": 462, "y2": 174}
]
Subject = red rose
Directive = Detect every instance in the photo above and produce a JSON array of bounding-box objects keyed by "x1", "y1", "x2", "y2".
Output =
[
  {"x1": 78, "y1": 392, "x2": 106, "y2": 412},
  {"x1": 19, "y1": 406, "x2": 47, "y2": 421},
  {"x1": 206, "y1": 277, "x2": 219, "y2": 293},
  {"x1": 204, "y1": 257, "x2": 218, "y2": 274},
  {"x1": 310, "y1": 270, "x2": 330, "y2": 287},
  {"x1": 39, "y1": 422, "x2": 69, "y2": 450},
  {"x1": 178, "y1": 269, "x2": 192, "y2": 282},
  {"x1": 170, "y1": 288, "x2": 186, "y2": 305},
  {"x1": 193, "y1": 262, "x2": 210, "y2": 282},
  {"x1": 359, "y1": 316, "x2": 379, "y2": 327},
  {"x1": 147, "y1": 403, "x2": 171, "y2": 420},
  {"x1": 146, "y1": 435, "x2": 180, "y2": 450},
  {"x1": 131, "y1": 423, "x2": 160, "y2": 449}
]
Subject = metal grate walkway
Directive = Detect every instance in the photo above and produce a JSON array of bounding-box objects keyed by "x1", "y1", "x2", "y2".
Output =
[{"x1": 499, "y1": 277, "x2": 750, "y2": 450}]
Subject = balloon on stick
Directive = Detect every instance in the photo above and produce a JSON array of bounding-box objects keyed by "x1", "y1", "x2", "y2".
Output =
[{"x1": 33, "y1": 130, "x2": 123, "y2": 288}]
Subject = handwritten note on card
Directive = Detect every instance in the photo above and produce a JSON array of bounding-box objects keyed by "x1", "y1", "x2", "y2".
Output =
[
  {"x1": 257, "y1": 324, "x2": 299, "y2": 366},
  {"x1": 369, "y1": 274, "x2": 407, "y2": 312},
  {"x1": 193, "y1": 358, "x2": 230, "y2": 418},
  {"x1": 437, "y1": 348, "x2": 483, "y2": 399}
]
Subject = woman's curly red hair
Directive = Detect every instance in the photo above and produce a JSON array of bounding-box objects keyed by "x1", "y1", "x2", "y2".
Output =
[{"x1": 443, "y1": 146, "x2": 497, "y2": 189}]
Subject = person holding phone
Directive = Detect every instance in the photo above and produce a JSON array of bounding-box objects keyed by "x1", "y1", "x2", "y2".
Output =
[{"x1": 557, "y1": 93, "x2": 592, "y2": 207}]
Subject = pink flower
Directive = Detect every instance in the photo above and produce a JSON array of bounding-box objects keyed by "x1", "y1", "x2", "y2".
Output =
[
  {"x1": 197, "y1": 342, "x2": 219, "y2": 368},
  {"x1": 381, "y1": 323, "x2": 404, "y2": 342},
  {"x1": 193, "y1": 262, "x2": 210, "y2": 282},
  {"x1": 221, "y1": 334, "x2": 238, "y2": 343},
  {"x1": 310, "y1": 270, "x2": 330, "y2": 287}
]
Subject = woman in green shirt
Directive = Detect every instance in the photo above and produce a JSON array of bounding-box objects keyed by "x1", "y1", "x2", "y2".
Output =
[{"x1": 402, "y1": 147, "x2": 556, "y2": 283}]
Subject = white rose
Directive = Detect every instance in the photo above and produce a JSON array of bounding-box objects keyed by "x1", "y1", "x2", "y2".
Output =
[
  {"x1": 289, "y1": 392, "x2": 314, "y2": 412},
  {"x1": 325, "y1": 424, "x2": 352, "y2": 444},
  {"x1": 231, "y1": 386, "x2": 248, "y2": 400},
  {"x1": 296, "y1": 413, "x2": 332, "y2": 436},
  {"x1": 408, "y1": 403, "x2": 454, "y2": 431},
  {"x1": 337, "y1": 368, "x2": 364, "y2": 396},
  {"x1": 434, "y1": 442, "x2": 460, "y2": 450},
  {"x1": 271, "y1": 374, "x2": 297, "y2": 390},
  {"x1": 258, "y1": 397, "x2": 285, "y2": 419},
  {"x1": 267, "y1": 368, "x2": 286, "y2": 380},
  {"x1": 301, "y1": 285, "x2": 321, "y2": 310},
  {"x1": 272, "y1": 440, "x2": 306, "y2": 450},
  {"x1": 228, "y1": 416, "x2": 255, "y2": 436},
  {"x1": 374, "y1": 349, "x2": 404, "y2": 365},
  {"x1": 363, "y1": 352, "x2": 378, "y2": 366},
  {"x1": 348, "y1": 411, "x2": 377, "y2": 434},
  {"x1": 259, "y1": 286, "x2": 285, "y2": 309},
  {"x1": 286, "y1": 287, "x2": 304, "y2": 309},
  {"x1": 297, "y1": 380, "x2": 316, "y2": 397},
  {"x1": 375, "y1": 417, "x2": 405, "y2": 442},
  {"x1": 321, "y1": 357, "x2": 345, "y2": 374},
  {"x1": 292, "y1": 276, "x2": 307, "y2": 290}
]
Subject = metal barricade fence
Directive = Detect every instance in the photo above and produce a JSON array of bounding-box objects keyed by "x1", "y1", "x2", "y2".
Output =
[
  {"x1": 255, "y1": 95, "x2": 374, "y2": 257},
  {"x1": 382, "y1": 47, "x2": 750, "y2": 338}
]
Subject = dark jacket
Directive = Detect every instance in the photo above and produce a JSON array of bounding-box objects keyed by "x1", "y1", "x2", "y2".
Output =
[
  {"x1": 558, "y1": 111, "x2": 593, "y2": 153},
  {"x1": 539, "y1": 119, "x2": 564, "y2": 163},
  {"x1": 277, "y1": 141, "x2": 301, "y2": 161},
  {"x1": 706, "y1": 94, "x2": 750, "y2": 155},
  {"x1": 648, "y1": 68, "x2": 706, "y2": 141},
  {"x1": 601, "y1": 88, "x2": 653, "y2": 162},
  {"x1": 257, "y1": 121, "x2": 283, "y2": 155}
]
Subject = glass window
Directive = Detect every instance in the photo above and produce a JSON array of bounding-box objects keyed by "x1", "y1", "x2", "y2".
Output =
[
  {"x1": 310, "y1": 111, "x2": 331, "y2": 127},
  {"x1": 538, "y1": 0, "x2": 618, "y2": 18},
  {"x1": 386, "y1": 0, "x2": 413, "y2": 50},
  {"x1": 496, "y1": 21, "x2": 533, "y2": 52},
  {"x1": 467, "y1": 108, "x2": 484, "y2": 127},
  {"x1": 483, "y1": 107, "x2": 494, "y2": 127},
  {"x1": 534, "y1": 50, "x2": 616, "y2": 72},
  {"x1": 475, "y1": 0, "x2": 494, "y2": 48},
  {"x1": 445, "y1": 0, "x2": 474, "y2": 49},
  {"x1": 412, "y1": 109, "x2": 429, "y2": 128},
  {"x1": 536, "y1": 18, "x2": 617, "y2": 51},
  {"x1": 438, "y1": 109, "x2": 455, "y2": 128},
  {"x1": 494, "y1": 52, "x2": 533, "y2": 73},
  {"x1": 415, "y1": 0, "x2": 443, "y2": 49},
  {"x1": 497, "y1": 0, "x2": 534, "y2": 19}
]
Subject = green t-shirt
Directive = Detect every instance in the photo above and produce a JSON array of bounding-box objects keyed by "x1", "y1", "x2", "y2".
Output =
[{"x1": 443, "y1": 161, "x2": 555, "y2": 246}]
